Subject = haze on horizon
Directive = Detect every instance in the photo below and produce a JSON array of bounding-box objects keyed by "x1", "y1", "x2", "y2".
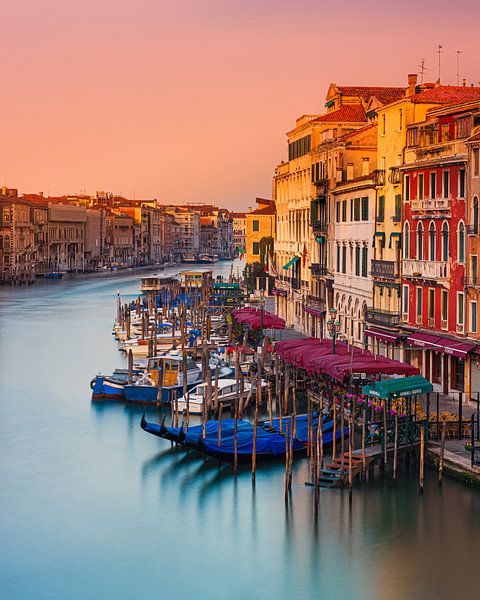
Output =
[{"x1": 1, "y1": 0, "x2": 479, "y2": 210}]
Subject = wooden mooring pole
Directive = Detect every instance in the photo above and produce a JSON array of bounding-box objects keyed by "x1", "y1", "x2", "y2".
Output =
[
  {"x1": 438, "y1": 421, "x2": 446, "y2": 486},
  {"x1": 419, "y1": 425, "x2": 425, "y2": 494}
]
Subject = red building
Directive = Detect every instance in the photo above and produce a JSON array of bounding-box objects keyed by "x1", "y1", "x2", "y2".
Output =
[{"x1": 401, "y1": 101, "x2": 480, "y2": 396}]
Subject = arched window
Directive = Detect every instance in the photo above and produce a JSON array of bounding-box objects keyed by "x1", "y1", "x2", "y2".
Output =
[
  {"x1": 417, "y1": 222, "x2": 424, "y2": 260},
  {"x1": 442, "y1": 222, "x2": 449, "y2": 261},
  {"x1": 404, "y1": 222, "x2": 410, "y2": 259},
  {"x1": 473, "y1": 196, "x2": 479, "y2": 234},
  {"x1": 458, "y1": 221, "x2": 465, "y2": 263},
  {"x1": 429, "y1": 222, "x2": 436, "y2": 261}
]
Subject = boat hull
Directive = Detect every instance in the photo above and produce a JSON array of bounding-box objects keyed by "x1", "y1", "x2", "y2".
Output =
[
  {"x1": 124, "y1": 384, "x2": 173, "y2": 405},
  {"x1": 91, "y1": 376, "x2": 127, "y2": 400}
]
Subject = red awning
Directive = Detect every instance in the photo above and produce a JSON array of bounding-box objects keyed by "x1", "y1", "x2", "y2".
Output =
[
  {"x1": 233, "y1": 308, "x2": 286, "y2": 331},
  {"x1": 365, "y1": 328, "x2": 403, "y2": 344},
  {"x1": 303, "y1": 304, "x2": 325, "y2": 317},
  {"x1": 407, "y1": 332, "x2": 477, "y2": 359}
]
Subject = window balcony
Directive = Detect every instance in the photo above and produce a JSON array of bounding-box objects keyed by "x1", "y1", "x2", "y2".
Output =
[
  {"x1": 467, "y1": 224, "x2": 479, "y2": 236},
  {"x1": 365, "y1": 308, "x2": 401, "y2": 327},
  {"x1": 374, "y1": 169, "x2": 386, "y2": 186},
  {"x1": 306, "y1": 294, "x2": 326, "y2": 311},
  {"x1": 370, "y1": 259, "x2": 400, "y2": 280},
  {"x1": 402, "y1": 259, "x2": 450, "y2": 281},
  {"x1": 411, "y1": 198, "x2": 451, "y2": 212},
  {"x1": 311, "y1": 219, "x2": 327, "y2": 234},
  {"x1": 388, "y1": 167, "x2": 401, "y2": 184},
  {"x1": 311, "y1": 263, "x2": 328, "y2": 277},
  {"x1": 465, "y1": 276, "x2": 480, "y2": 287}
]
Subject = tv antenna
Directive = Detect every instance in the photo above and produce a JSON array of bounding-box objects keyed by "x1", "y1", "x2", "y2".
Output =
[
  {"x1": 437, "y1": 44, "x2": 443, "y2": 83},
  {"x1": 418, "y1": 59, "x2": 428, "y2": 84},
  {"x1": 456, "y1": 50, "x2": 463, "y2": 85}
]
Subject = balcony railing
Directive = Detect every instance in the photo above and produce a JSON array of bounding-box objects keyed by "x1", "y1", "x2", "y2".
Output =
[
  {"x1": 370, "y1": 259, "x2": 399, "y2": 279},
  {"x1": 306, "y1": 294, "x2": 326, "y2": 311},
  {"x1": 402, "y1": 259, "x2": 450, "y2": 281},
  {"x1": 465, "y1": 276, "x2": 479, "y2": 287},
  {"x1": 365, "y1": 308, "x2": 401, "y2": 327},
  {"x1": 467, "y1": 224, "x2": 479, "y2": 236},
  {"x1": 388, "y1": 167, "x2": 401, "y2": 184},
  {"x1": 311, "y1": 219, "x2": 327, "y2": 233},
  {"x1": 311, "y1": 263, "x2": 328, "y2": 277},
  {"x1": 411, "y1": 198, "x2": 451, "y2": 212},
  {"x1": 374, "y1": 169, "x2": 386, "y2": 186}
]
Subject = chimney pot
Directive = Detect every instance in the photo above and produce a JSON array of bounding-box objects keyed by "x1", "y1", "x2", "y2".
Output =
[{"x1": 407, "y1": 73, "x2": 418, "y2": 96}]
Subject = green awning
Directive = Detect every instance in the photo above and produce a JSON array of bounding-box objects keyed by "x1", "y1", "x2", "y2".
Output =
[
  {"x1": 372, "y1": 232, "x2": 386, "y2": 248},
  {"x1": 325, "y1": 99, "x2": 335, "y2": 108},
  {"x1": 213, "y1": 283, "x2": 240, "y2": 290},
  {"x1": 362, "y1": 375, "x2": 433, "y2": 400},
  {"x1": 389, "y1": 232, "x2": 402, "y2": 249},
  {"x1": 283, "y1": 256, "x2": 300, "y2": 270},
  {"x1": 316, "y1": 236, "x2": 326, "y2": 244}
]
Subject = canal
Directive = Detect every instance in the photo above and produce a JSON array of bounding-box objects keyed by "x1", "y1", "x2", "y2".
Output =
[{"x1": 1, "y1": 261, "x2": 479, "y2": 599}]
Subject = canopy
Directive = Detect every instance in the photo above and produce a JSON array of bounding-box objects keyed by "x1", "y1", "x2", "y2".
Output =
[
  {"x1": 233, "y1": 308, "x2": 286, "y2": 330},
  {"x1": 275, "y1": 337, "x2": 418, "y2": 382},
  {"x1": 362, "y1": 375, "x2": 433, "y2": 399},
  {"x1": 283, "y1": 256, "x2": 300, "y2": 270}
]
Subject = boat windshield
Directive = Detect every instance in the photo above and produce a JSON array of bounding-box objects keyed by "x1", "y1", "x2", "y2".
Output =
[{"x1": 192, "y1": 385, "x2": 205, "y2": 397}]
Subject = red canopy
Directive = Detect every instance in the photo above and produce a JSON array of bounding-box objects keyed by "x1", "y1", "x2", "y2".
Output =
[
  {"x1": 275, "y1": 338, "x2": 418, "y2": 382},
  {"x1": 233, "y1": 308, "x2": 286, "y2": 331}
]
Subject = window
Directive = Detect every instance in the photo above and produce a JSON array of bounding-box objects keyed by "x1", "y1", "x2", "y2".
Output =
[
  {"x1": 441, "y1": 222, "x2": 449, "y2": 261},
  {"x1": 377, "y1": 195, "x2": 385, "y2": 222},
  {"x1": 361, "y1": 246, "x2": 368, "y2": 277},
  {"x1": 429, "y1": 222, "x2": 436, "y2": 260},
  {"x1": 472, "y1": 255, "x2": 478, "y2": 285},
  {"x1": 394, "y1": 194, "x2": 402, "y2": 222},
  {"x1": 342, "y1": 246, "x2": 346, "y2": 274},
  {"x1": 457, "y1": 292, "x2": 465, "y2": 326},
  {"x1": 252, "y1": 242, "x2": 260, "y2": 255},
  {"x1": 350, "y1": 199, "x2": 354, "y2": 221},
  {"x1": 252, "y1": 220, "x2": 259, "y2": 232},
  {"x1": 459, "y1": 169, "x2": 466, "y2": 198},
  {"x1": 399, "y1": 109, "x2": 403, "y2": 131},
  {"x1": 336, "y1": 202, "x2": 340, "y2": 223},
  {"x1": 354, "y1": 198, "x2": 360, "y2": 221},
  {"x1": 336, "y1": 244, "x2": 341, "y2": 272},
  {"x1": 417, "y1": 222, "x2": 424, "y2": 260},
  {"x1": 418, "y1": 173, "x2": 424, "y2": 200},
  {"x1": 382, "y1": 114, "x2": 386, "y2": 135},
  {"x1": 458, "y1": 222, "x2": 465, "y2": 263},
  {"x1": 342, "y1": 200, "x2": 347, "y2": 222},
  {"x1": 355, "y1": 246, "x2": 360, "y2": 276},
  {"x1": 443, "y1": 171, "x2": 450, "y2": 198},
  {"x1": 417, "y1": 288, "x2": 423, "y2": 317},
  {"x1": 361, "y1": 197, "x2": 369, "y2": 221},
  {"x1": 471, "y1": 301, "x2": 478, "y2": 334},
  {"x1": 474, "y1": 148, "x2": 480, "y2": 177},
  {"x1": 428, "y1": 288, "x2": 435, "y2": 319},
  {"x1": 402, "y1": 284, "x2": 409, "y2": 317},
  {"x1": 442, "y1": 290, "x2": 448, "y2": 323},
  {"x1": 404, "y1": 222, "x2": 410, "y2": 259},
  {"x1": 405, "y1": 175, "x2": 410, "y2": 202},
  {"x1": 430, "y1": 172, "x2": 436, "y2": 199}
]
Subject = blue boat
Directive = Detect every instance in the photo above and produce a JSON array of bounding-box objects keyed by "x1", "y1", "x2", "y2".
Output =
[
  {"x1": 140, "y1": 414, "x2": 347, "y2": 463},
  {"x1": 44, "y1": 271, "x2": 65, "y2": 279},
  {"x1": 90, "y1": 368, "x2": 143, "y2": 400}
]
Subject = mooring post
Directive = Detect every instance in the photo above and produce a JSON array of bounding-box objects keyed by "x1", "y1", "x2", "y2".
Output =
[
  {"x1": 439, "y1": 420, "x2": 446, "y2": 485},
  {"x1": 419, "y1": 425, "x2": 425, "y2": 494}
]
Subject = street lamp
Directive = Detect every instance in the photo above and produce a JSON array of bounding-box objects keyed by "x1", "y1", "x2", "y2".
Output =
[
  {"x1": 259, "y1": 289, "x2": 266, "y2": 347},
  {"x1": 327, "y1": 307, "x2": 341, "y2": 354}
]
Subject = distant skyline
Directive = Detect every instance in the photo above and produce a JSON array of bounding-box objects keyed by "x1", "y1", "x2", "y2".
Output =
[{"x1": 1, "y1": 0, "x2": 479, "y2": 210}]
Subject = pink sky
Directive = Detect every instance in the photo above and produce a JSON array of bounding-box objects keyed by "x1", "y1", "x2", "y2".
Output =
[{"x1": 1, "y1": 0, "x2": 479, "y2": 210}]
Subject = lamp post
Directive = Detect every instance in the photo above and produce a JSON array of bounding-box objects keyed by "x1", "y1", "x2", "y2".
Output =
[
  {"x1": 327, "y1": 307, "x2": 341, "y2": 354},
  {"x1": 259, "y1": 289, "x2": 266, "y2": 347}
]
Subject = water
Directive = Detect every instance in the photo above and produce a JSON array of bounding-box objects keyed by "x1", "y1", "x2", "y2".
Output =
[{"x1": 1, "y1": 261, "x2": 479, "y2": 600}]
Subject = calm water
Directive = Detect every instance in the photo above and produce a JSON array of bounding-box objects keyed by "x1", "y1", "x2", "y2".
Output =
[{"x1": 1, "y1": 261, "x2": 479, "y2": 600}]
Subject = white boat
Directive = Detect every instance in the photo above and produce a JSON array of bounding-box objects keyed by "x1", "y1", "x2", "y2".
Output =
[{"x1": 176, "y1": 378, "x2": 264, "y2": 414}]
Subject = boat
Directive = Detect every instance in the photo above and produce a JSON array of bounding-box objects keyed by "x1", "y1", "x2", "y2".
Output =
[
  {"x1": 197, "y1": 253, "x2": 218, "y2": 264},
  {"x1": 176, "y1": 378, "x2": 264, "y2": 415},
  {"x1": 140, "y1": 415, "x2": 347, "y2": 463},
  {"x1": 43, "y1": 271, "x2": 65, "y2": 279},
  {"x1": 123, "y1": 351, "x2": 234, "y2": 404},
  {"x1": 182, "y1": 253, "x2": 198, "y2": 263},
  {"x1": 90, "y1": 368, "x2": 143, "y2": 400}
]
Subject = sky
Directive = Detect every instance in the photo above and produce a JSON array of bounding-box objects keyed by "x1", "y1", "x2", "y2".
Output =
[{"x1": 0, "y1": 0, "x2": 479, "y2": 210}]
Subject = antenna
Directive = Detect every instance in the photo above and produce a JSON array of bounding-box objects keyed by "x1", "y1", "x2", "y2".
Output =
[
  {"x1": 456, "y1": 50, "x2": 463, "y2": 85},
  {"x1": 437, "y1": 44, "x2": 443, "y2": 83},
  {"x1": 417, "y1": 58, "x2": 428, "y2": 84}
]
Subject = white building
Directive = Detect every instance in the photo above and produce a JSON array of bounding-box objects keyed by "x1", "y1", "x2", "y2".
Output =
[{"x1": 332, "y1": 175, "x2": 376, "y2": 346}]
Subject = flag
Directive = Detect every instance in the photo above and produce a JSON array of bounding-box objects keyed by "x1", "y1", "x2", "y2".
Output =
[
  {"x1": 263, "y1": 246, "x2": 268, "y2": 273},
  {"x1": 268, "y1": 247, "x2": 278, "y2": 277},
  {"x1": 302, "y1": 243, "x2": 308, "y2": 267}
]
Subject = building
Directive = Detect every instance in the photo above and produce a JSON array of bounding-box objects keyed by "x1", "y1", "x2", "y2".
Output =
[
  {"x1": 85, "y1": 208, "x2": 106, "y2": 270},
  {"x1": 169, "y1": 209, "x2": 200, "y2": 260},
  {"x1": 273, "y1": 84, "x2": 403, "y2": 333},
  {"x1": 47, "y1": 203, "x2": 87, "y2": 271},
  {"x1": 368, "y1": 78, "x2": 480, "y2": 362},
  {"x1": 231, "y1": 212, "x2": 247, "y2": 254},
  {"x1": 245, "y1": 198, "x2": 275, "y2": 265},
  {"x1": 401, "y1": 99, "x2": 480, "y2": 396},
  {"x1": 106, "y1": 213, "x2": 134, "y2": 266}
]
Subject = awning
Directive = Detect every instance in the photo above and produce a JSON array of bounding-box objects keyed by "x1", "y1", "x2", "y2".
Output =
[
  {"x1": 407, "y1": 332, "x2": 477, "y2": 358},
  {"x1": 316, "y1": 236, "x2": 326, "y2": 244},
  {"x1": 283, "y1": 256, "x2": 300, "y2": 270},
  {"x1": 365, "y1": 327, "x2": 403, "y2": 344},
  {"x1": 303, "y1": 304, "x2": 325, "y2": 317},
  {"x1": 389, "y1": 232, "x2": 402, "y2": 249},
  {"x1": 372, "y1": 232, "x2": 386, "y2": 248},
  {"x1": 362, "y1": 375, "x2": 433, "y2": 400}
]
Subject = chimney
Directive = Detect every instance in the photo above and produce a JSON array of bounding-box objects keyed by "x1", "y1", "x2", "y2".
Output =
[
  {"x1": 463, "y1": 78, "x2": 467, "y2": 87},
  {"x1": 407, "y1": 73, "x2": 418, "y2": 97},
  {"x1": 248, "y1": 206, "x2": 252, "y2": 213}
]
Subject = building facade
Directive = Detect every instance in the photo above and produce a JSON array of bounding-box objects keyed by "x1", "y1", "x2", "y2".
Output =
[{"x1": 245, "y1": 198, "x2": 275, "y2": 264}]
